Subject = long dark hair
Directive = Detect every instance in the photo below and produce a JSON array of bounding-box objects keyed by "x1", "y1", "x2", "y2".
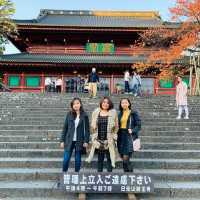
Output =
[
  {"x1": 119, "y1": 98, "x2": 132, "y2": 113},
  {"x1": 70, "y1": 97, "x2": 84, "y2": 117}
]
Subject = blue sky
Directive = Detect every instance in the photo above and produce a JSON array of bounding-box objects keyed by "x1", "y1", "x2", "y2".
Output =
[{"x1": 5, "y1": 0, "x2": 176, "y2": 54}]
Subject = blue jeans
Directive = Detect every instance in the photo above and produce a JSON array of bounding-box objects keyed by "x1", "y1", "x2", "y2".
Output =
[
  {"x1": 62, "y1": 141, "x2": 81, "y2": 172},
  {"x1": 132, "y1": 84, "x2": 138, "y2": 94}
]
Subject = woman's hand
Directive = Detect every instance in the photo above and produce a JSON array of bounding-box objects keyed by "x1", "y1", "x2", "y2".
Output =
[
  {"x1": 60, "y1": 142, "x2": 65, "y2": 149},
  {"x1": 128, "y1": 129, "x2": 132, "y2": 134},
  {"x1": 83, "y1": 143, "x2": 88, "y2": 148}
]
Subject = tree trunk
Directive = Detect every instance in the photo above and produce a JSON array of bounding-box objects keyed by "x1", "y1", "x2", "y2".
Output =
[
  {"x1": 193, "y1": 55, "x2": 200, "y2": 96},
  {"x1": 189, "y1": 54, "x2": 193, "y2": 95}
]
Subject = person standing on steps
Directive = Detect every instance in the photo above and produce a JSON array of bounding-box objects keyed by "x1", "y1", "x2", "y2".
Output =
[
  {"x1": 124, "y1": 70, "x2": 130, "y2": 94},
  {"x1": 117, "y1": 98, "x2": 141, "y2": 172},
  {"x1": 60, "y1": 98, "x2": 90, "y2": 172},
  {"x1": 176, "y1": 76, "x2": 189, "y2": 119},
  {"x1": 44, "y1": 77, "x2": 52, "y2": 92},
  {"x1": 86, "y1": 97, "x2": 119, "y2": 172},
  {"x1": 88, "y1": 68, "x2": 99, "y2": 98},
  {"x1": 56, "y1": 77, "x2": 62, "y2": 93}
]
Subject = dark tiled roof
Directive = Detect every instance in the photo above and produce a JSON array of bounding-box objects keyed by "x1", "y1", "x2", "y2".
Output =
[
  {"x1": 15, "y1": 9, "x2": 163, "y2": 28},
  {"x1": 0, "y1": 53, "x2": 146, "y2": 64}
]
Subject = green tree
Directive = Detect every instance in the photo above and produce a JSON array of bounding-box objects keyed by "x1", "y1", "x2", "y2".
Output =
[{"x1": 0, "y1": 0, "x2": 16, "y2": 54}]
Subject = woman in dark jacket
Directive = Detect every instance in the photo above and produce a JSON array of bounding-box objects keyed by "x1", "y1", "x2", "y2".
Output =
[
  {"x1": 60, "y1": 97, "x2": 90, "y2": 172},
  {"x1": 117, "y1": 98, "x2": 141, "y2": 172}
]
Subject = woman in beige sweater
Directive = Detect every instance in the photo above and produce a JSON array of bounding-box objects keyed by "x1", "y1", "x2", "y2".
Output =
[{"x1": 86, "y1": 97, "x2": 118, "y2": 171}]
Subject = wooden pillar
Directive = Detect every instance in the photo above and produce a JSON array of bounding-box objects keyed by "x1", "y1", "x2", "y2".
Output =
[
  {"x1": 110, "y1": 75, "x2": 114, "y2": 95},
  {"x1": 78, "y1": 193, "x2": 86, "y2": 200},
  {"x1": 41, "y1": 73, "x2": 45, "y2": 93},
  {"x1": 127, "y1": 193, "x2": 137, "y2": 200},
  {"x1": 61, "y1": 74, "x2": 64, "y2": 93},
  {"x1": 192, "y1": 75, "x2": 195, "y2": 95},
  {"x1": 3, "y1": 73, "x2": 8, "y2": 85},
  {"x1": 154, "y1": 78, "x2": 159, "y2": 96},
  {"x1": 21, "y1": 73, "x2": 25, "y2": 92}
]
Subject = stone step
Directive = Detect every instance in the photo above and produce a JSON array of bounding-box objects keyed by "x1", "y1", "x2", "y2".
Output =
[
  {"x1": 0, "y1": 142, "x2": 200, "y2": 150},
  {"x1": 1, "y1": 135, "x2": 200, "y2": 143},
  {"x1": 0, "y1": 130, "x2": 200, "y2": 137},
  {"x1": 0, "y1": 125, "x2": 199, "y2": 131},
  {"x1": 6, "y1": 114, "x2": 200, "y2": 120},
  {"x1": 0, "y1": 149, "x2": 200, "y2": 159},
  {"x1": 1, "y1": 121, "x2": 199, "y2": 126},
  {"x1": 1, "y1": 117, "x2": 200, "y2": 122},
  {"x1": 0, "y1": 168, "x2": 199, "y2": 182},
  {"x1": 0, "y1": 180, "x2": 199, "y2": 198},
  {"x1": 2, "y1": 198, "x2": 200, "y2": 200},
  {"x1": 141, "y1": 136, "x2": 200, "y2": 143},
  {"x1": 0, "y1": 158, "x2": 199, "y2": 169}
]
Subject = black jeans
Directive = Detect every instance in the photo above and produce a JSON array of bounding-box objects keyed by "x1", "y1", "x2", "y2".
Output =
[{"x1": 97, "y1": 150, "x2": 112, "y2": 172}]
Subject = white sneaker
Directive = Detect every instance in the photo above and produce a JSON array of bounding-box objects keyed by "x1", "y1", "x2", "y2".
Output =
[
  {"x1": 176, "y1": 116, "x2": 181, "y2": 119},
  {"x1": 184, "y1": 116, "x2": 189, "y2": 119}
]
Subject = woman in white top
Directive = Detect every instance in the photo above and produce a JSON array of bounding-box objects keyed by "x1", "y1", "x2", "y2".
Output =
[{"x1": 60, "y1": 98, "x2": 90, "y2": 172}]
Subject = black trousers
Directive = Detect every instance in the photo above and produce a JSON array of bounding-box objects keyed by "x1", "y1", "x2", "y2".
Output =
[
  {"x1": 121, "y1": 153, "x2": 133, "y2": 172},
  {"x1": 56, "y1": 86, "x2": 61, "y2": 93},
  {"x1": 97, "y1": 150, "x2": 112, "y2": 172}
]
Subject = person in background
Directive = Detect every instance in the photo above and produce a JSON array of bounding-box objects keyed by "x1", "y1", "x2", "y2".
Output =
[
  {"x1": 135, "y1": 72, "x2": 142, "y2": 96},
  {"x1": 88, "y1": 68, "x2": 99, "y2": 98},
  {"x1": 60, "y1": 98, "x2": 90, "y2": 172},
  {"x1": 124, "y1": 70, "x2": 130, "y2": 94},
  {"x1": 117, "y1": 98, "x2": 141, "y2": 172},
  {"x1": 45, "y1": 77, "x2": 52, "y2": 92},
  {"x1": 176, "y1": 76, "x2": 189, "y2": 119},
  {"x1": 56, "y1": 77, "x2": 62, "y2": 93},
  {"x1": 130, "y1": 72, "x2": 138, "y2": 96}
]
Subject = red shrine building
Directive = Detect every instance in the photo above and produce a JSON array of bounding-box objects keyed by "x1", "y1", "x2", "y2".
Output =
[{"x1": 0, "y1": 9, "x2": 186, "y2": 94}]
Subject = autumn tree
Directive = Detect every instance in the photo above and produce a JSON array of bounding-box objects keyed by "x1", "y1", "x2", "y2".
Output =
[
  {"x1": 0, "y1": 0, "x2": 16, "y2": 54},
  {"x1": 134, "y1": 0, "x2": 200, "y2": 95}
]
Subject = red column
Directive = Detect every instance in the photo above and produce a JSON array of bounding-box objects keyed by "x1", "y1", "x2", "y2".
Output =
[
  {"x1": 110, "y1": 75, "x2": 114, "y2": 94},
  {"x1": 3, "y1": 73, "x2": 8, "y2": 85},
  {"x1": 154, "y1": 78, "x2": 159, "y2": 96},
  {"x1": 41, "y1": 73, "x2": 45, "y2": 93},
  {"x1": 61, "y1": 74, "x2": 64, "y2": 93},
  {"x1": 21, "y1": 73, "x2": 25, "y2": 92}
]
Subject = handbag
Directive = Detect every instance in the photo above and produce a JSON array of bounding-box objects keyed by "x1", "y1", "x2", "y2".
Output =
[
  {"x1": 133, "y1": 138, "x2": 141, "y2": 151},
  {"x1": 129, "y1": 114, "x2": 141, "y2": 151}
]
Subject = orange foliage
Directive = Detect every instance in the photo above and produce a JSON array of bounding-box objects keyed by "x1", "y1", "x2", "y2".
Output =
[{"x1": 133, "y1": 0, "x2": 200, "y2": 79}]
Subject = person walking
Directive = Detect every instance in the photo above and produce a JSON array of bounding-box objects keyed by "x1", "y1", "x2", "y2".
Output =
[{"x1": 88, "y1": 68, "x2": 99, "y2": 98}]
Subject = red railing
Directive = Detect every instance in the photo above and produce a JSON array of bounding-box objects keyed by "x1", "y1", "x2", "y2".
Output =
[{"x1": 27, "y1": 45, "x2": 159, "y2": 56}]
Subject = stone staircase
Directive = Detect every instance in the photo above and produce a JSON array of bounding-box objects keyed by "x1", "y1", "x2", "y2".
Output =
[{"x1": 0, "y1": 93, "x2": 200, "y2": 200}]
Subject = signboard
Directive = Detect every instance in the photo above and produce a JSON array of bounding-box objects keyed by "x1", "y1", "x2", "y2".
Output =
[
  {"x1": 85, "y1": 43, "x2": 115, "y2": 54},
  {"x1": 61, "y1": 172, "x2": 154, "y2": 193}
]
